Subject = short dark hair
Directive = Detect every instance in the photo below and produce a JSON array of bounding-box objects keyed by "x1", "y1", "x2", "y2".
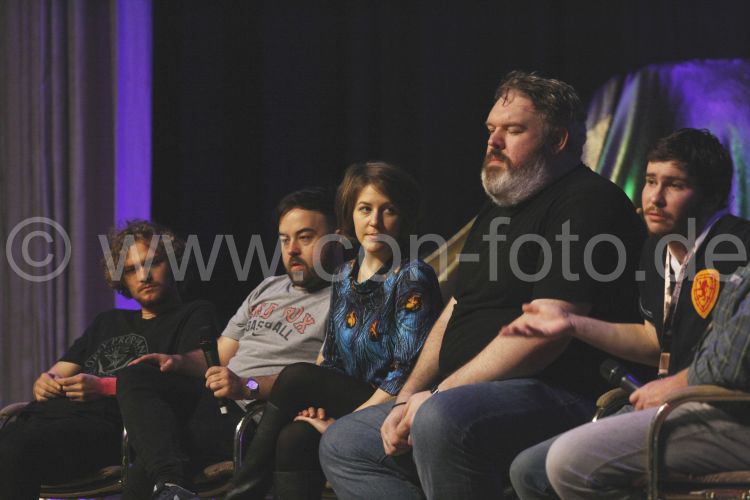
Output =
[
  {"x1": 275, "y1": 187, "x2": 336, "y2": 229},
  {"x1": 646, "y1": 128, "x2": 733, "y2": 210},
  {"x1": 495, "y1": 70, "x2": 585, "y2": 159},
  {"x1": 335, "y1": 161, "x2": 420, "y2": 246},
  {"x1": 102, "y1": 220, "x2": 186, "y2": 298}
]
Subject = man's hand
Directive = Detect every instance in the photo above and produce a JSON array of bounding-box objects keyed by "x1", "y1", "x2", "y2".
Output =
[
  {"x1": 382, "y1": 390, "x2": 433, "y2": 456},
  {"x1": 205, "y1": 366, "x2": 246, "y2": 400},
  {"x1": 58, "y1": 374, "x2": 108, "y2": 402},
  {"x1": 629, "y1": 370, "x2": 688, "y2": 410},
  {"x1": 381, "y1": 402, "x2": 409, "y2": 455},
  {"x1": 294, "y1": 407, "x2": 336, "y2": 434},
  {"x1": 33, "y1": 372, "x2": 64, "y2": 401},
  {"x1": 128, "y1": 353, "x2": 183, "y2": 372},
  {"x1": 499, "y1": 302, "x2": 574, "y2": 338}
]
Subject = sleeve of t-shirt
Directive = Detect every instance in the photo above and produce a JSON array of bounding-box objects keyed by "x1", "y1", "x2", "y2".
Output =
[
  {"x1": 59, "y1": 314, "x2": 103, "y2": 365},
  {"x1": 532, "y1": 190, "x2": 628, "y2": 304},
  {"x1": 176, "y1": 301, "x2": 220, "y2": 354},
  {"x1": 221, "y1": 284, "x2": 264, "y2": 341},
  {"x1": 379, "y1": 262, "x2": 443, "y2": 395}
]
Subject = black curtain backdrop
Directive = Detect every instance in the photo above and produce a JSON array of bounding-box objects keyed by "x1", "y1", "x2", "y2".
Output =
[{"x1": 152, "y1": 0, "x2": 750, "y2": 322}]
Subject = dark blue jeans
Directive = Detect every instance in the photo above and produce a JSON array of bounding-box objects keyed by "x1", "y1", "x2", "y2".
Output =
[{"x1": 319, "y1": 379, "x2": 594, "y2": 500}]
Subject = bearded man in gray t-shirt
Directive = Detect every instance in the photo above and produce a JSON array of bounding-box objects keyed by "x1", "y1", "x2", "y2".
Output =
[{"x1": 115, "y1": 188, "x2": 343, "y2": 500}]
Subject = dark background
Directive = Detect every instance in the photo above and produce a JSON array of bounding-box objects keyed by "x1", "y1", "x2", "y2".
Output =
[{"x1": 151, "y1": 0, "x2": 750, "y2": 321}]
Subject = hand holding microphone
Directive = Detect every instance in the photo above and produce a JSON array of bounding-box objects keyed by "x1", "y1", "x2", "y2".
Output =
[
  {"x1": 200, "y1": 337, "x2": 231, "y2": 415},
  {"x1": 600, "y1": 359, "x2": 643, "y2": 394}
]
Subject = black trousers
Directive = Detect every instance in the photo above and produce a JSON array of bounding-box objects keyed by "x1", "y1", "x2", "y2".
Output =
[
  {"x1": 266, "y1": 363, "x2": 374, "y2": 473},
  {"x1": 116, "y1": 363, "x2": 245, "y2": 498},
  {"x1": 0, "y1": 403, "x2": 121, "y2": 499}
]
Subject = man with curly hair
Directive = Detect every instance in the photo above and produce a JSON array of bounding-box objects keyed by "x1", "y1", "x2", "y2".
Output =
[
  {"x1": 0, "y1": 220, "x2": 217, "y2": 500},
  {"x1": 115, "y1": 187, "x2": 343, "y2": 500}
]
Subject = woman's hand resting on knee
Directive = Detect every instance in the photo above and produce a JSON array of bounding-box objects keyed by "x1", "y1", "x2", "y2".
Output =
[{"x1": 294, "y1": 407, "x2": 336, "y2": 434}]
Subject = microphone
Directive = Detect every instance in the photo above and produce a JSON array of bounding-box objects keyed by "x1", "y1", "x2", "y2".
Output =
[
  {"x1": 199, "y1": 337, "x2": 230, "y2": 415},
  {"x1": 600, "y1": 359, "x2": 642, "y2": 395}
]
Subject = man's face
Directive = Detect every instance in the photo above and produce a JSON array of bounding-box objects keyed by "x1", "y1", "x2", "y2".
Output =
[
  {"x1": 122, "y1": 240, "x2": 175, "y2": 307},
  {"x1": 481, "y1": 89, "x2": 553, "y2": 206},
  {"x1": 641, "y1": 161, "x2": 703, "y2": 237},
  {"x1": 279, "y1": 208, "x2": 337, "y2": 289}
]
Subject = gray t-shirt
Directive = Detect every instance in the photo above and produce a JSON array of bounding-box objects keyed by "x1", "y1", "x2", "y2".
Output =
[{"x1": 223, "y1": 275, "x2": 330, "y2": 381}]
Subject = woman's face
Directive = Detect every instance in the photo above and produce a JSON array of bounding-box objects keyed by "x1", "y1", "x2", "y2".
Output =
[{"x1": 353, "y1": 184, "x2": 401, "y2": 260}]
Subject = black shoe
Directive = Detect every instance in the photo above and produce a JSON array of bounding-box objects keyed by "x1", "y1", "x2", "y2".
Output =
[{"x1": 153, "y1": 482, "x2": 199, "y2": 500}]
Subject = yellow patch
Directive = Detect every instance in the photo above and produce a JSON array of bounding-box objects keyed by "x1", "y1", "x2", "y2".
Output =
[
  {"x1": 691, "y1": 269, "x2": 720, "y2": 319},
  {"x1": 368, "y1": 320, "x2": 379, "y2": 340},
  {"x1": 346, "y1": 311, "x2": 357, "y2": 328},
  {"x1": 404, "y1": 294, "x2": 422, "y2": 312}
]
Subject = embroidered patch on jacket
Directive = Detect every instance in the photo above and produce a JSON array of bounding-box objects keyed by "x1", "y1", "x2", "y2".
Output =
[
  {"x1": 691, "y1": 269, "x2": 720, "y2": 319},
  {"x1": 368, "y1": 320, "x2": 380, "y2": 340},
  {"x1": 346, "y1": 310, "x2": 357, "y2": 328},
  {"x1": 404, "y1": 294, "x2": 423, "y2": 312}
]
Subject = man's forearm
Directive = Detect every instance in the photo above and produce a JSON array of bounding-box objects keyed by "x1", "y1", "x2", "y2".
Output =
[
  {"x1": 396, "y1": 297, "x2": 455, "y2": 402},
  {"x1": 568, "y1": 317, "x2": 661, "y2": 366},
  {"x1": 176, "y1": 349, "x2": 209, "y2": 377},
  {"x1": 440, "y1": 334, "x2": 570, "y2": 390}
]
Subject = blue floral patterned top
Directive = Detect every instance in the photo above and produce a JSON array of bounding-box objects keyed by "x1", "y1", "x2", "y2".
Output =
[{"x1": 321, "y1": 258, "x2": 443, "y2": 394}]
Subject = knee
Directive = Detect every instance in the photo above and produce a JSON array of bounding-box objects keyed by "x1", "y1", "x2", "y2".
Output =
[
  {"x1": 273, "y1": 363, "x2": 317, "y2": 393},
  {"x1": 319, "y1": 415, "x2": 358, "y2": 467},
  {"x1": 116, "y1": 362, "x2": 161, "y2": 394},
  {"x1": 319, "y1": 411, "x2": 381, "y2": 470},
  {"x1": 509, "y1": 441, "x2": 553, "y2": 498},
  {"x1": 270, "y1": 362, "x2": 317, "y2": 406},
  {"x1": 410, "y1": 395, "x2": 457, "y2": 452},
  {"x1": 545, "y1": 431, "x2": 585, "y2": 495}
]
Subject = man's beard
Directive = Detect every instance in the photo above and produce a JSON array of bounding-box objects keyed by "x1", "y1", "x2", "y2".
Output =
[
  {"x1": 286, "y1": 250, "x2": 335, "y2": 290},
  {"x1": 481, "y1": 151, "x2": 552, "y2": 207}
]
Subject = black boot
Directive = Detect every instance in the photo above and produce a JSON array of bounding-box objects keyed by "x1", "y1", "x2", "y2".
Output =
[
  {"x1": 272, "y1": 470, "x2": 326, "y2": 500},
  {"x1": 224, "y1": 402, "x2": 288, "y2": 500}
]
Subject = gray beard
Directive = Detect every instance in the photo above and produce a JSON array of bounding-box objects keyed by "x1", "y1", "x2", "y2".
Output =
[{"x1": 481, "y1": 155, "x2": 552, "y2": 207}]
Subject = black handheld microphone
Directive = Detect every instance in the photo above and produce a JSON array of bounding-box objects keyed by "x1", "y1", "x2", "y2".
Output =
[
  {"x1": 600, "y1": 359, "x2": 642, "y2": 395},
  {"x1": 199, "y1": 337, "x2": 230, "y2": 415}
]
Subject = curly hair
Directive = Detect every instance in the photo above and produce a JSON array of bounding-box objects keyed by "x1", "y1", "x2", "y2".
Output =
[
  {"x1": 495, "y1": 70, "x2": 586, "y2": 160},
  {"x1": 102, "y1": 220, "x2": 187, "y2": 298}
]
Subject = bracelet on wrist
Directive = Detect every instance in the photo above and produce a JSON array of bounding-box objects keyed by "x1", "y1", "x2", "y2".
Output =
[{"x1": 392, "y1": 401, "x2": 407, "y2": 409}]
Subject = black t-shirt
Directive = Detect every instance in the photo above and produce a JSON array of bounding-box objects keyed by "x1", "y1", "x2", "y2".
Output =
[
  {"x1": 638, "y1": 215, "x2": 750, "y2": 374},
  {"x1": 439, "y1": 165, "x2": 646, "y2": 398},
  {"x1": 23, "y1": 300, "x2": 217, "y2": 419}
]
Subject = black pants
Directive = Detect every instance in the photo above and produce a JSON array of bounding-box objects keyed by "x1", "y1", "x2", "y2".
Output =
[
  {"x1": 116, "y1": 363, "x2": 245, "y2": 498},
  {"x1": 267, "y1": 363, "x2": 374, "y2": 473},
  {"x1": 0, "y1": 404, "x2": 121, "y2": 499}
]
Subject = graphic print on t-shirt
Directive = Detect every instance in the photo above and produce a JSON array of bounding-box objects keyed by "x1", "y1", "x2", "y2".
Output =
[
  {"x1": 84, "y1": 333, "x2": 149, "y2": 376},
  {"x1": 246, "y1": 301, "x2": 316, "y2": 340}
]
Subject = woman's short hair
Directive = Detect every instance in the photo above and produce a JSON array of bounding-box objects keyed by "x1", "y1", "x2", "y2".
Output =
[
  {"x1": 335, "y1": 161, "x2": 421, "y2": 247},
  {"x1": 102, "y1": 219, "x2": 186, "y2": 298}
]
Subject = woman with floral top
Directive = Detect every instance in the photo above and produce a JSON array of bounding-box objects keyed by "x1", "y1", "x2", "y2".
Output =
[{"x1": 225, "y1": 161, "x2": 443, "y2": 500}]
